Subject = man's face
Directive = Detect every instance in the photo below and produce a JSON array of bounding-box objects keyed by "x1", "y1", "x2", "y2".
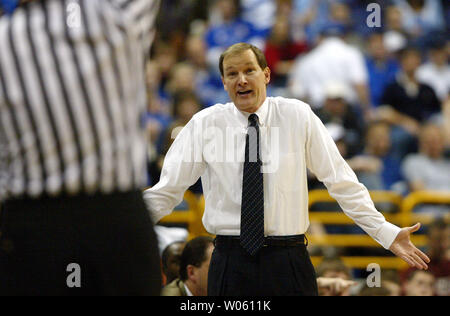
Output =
[
  {"x1": 368, "y1": 34, "x2": 387, "y2": 60},
  {"x1": 430, "y1": 48, "x2": 447, "y2": 67},
  {"x1": 367, "y1": 125, "x2": 391, "y2": 157},
  {"x1": 420, "y1": 126, "x2": 444, "y2": 159},
  {"x1": 217, "y1": 0, "x2": 236, "y2": 21},
  {"x1": 164, "y1": 243, "x2": 185, "y2": 282},
  {"x1": 401, "y1": 51, "x2": 421, "y2": 75},
  {"x1": 384, "y1": 281, "x2": 402, "y2": 296},
  {"x1": 405, "y1": 271, "x2": 435, "y2": 296},
  {"x1": 221, "y1": 49, "x2": 270, "y2": 113},
  {"x1": 324, "y1": 97, "x2": 346, "y2": 117},
  {"x1": 192, "y1": 243, "x2": 214, "y2": 296}
]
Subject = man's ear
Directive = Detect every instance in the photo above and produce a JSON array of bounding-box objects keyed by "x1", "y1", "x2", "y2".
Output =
[
  {"x1": 187, "y1": 265, "x2": 196, "y2": 281},
  {"x1": 221, "y1": 77, "x2": 228, "y2": 91},
  {"x1": 264, "y1": 67, "x2": 271, "y2": 85}
]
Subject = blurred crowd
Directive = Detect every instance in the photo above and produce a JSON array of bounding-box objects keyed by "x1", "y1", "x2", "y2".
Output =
[{"x1": 145, "y1": 0, "x2": 450, "y2": 202}]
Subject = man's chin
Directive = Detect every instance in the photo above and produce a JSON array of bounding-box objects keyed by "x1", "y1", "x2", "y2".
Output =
[
  {"x1": 233, "y1": 99, "x2": 256, "y2": 111},
  {"x1": 235, "y1": 103, "x2": 256, "y2": 113}
]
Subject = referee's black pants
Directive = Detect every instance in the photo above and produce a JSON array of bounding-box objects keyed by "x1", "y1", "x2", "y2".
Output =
[
  {"x1": 0, "y1": 191, "x2": 161, "y2": 296},
  {"x1": 208, "y1": 236, "x2": 318, "y2": 296}
]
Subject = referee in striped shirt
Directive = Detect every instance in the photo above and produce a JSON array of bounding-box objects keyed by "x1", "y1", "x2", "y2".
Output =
[{"x1": 0, "y1": 0, "x2": 161, "y2": 295}]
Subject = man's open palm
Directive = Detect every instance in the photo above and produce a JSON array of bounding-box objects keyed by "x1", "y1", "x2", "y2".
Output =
[{"x1": 389, "y1": 223, "x2": 430, "y2": 270}]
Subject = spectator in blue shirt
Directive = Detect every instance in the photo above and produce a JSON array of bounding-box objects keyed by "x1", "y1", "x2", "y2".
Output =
[
  {"x1": 240, "y1": 0, "x2": 276, "y2": 38},
  {"x1": 393, "y1": 0, "x2": 445, "y2": 39},
  {"x1": 205, "y1": 0, "x2": 265, "y2": 75},
  {"x1": 365, "y1": 32, "x2": 400, "y2": 107},
  {"x1": 185, "y1": 34, "x2": 230, "y2": 107}
]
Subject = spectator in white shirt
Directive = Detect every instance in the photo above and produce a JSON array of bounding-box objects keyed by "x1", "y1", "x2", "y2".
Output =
[
  {"x1": 393, "y1": 0, "x2": 445, "y2": 39},
  {"x1": 145, "y1": 42, "x2": 430, "y2": 296},
  {"x1": 416, "y1": 39, "x2": 450, "y2": 103},
  {"x1": 288, "y1": 24, "x2": 371, "y2": 118},
  {"x1": 402, "y1": 123, "x2": 450, "y2": 216},
  {"x1": 402, "y1": 123, "x2": 450, "y2": 192}
]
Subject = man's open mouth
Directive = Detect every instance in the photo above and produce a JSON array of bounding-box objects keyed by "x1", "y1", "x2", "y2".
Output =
[{"x1": 237, "y1": 90, "x2": 252, "y2": 96}]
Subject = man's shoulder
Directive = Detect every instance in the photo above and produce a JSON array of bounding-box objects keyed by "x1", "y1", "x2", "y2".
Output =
[
  {"x1": 269, "y1": 96, "x2": 312, "y2": 113},
  {"x1": 383, "y1": 78, "x2": 402, "y2": 92},
  {"x1": 402, "y1": 153, "x2": 427, "y2": 169},
  {"x1": 418, "y1": 82, "x2": 439, "y2": 95},
  {"x1": 161, "y1": 279, "x2": 186, "y2": 296},
  {"x1": 191, "y1": 102, "x2": 233, "y2": 121},
  {"x1": 190, "y1": 97, "x2": 313, "y2": 121},
  {"x1": 417, "y1": 62, "x2": 435, "y2": 74}
]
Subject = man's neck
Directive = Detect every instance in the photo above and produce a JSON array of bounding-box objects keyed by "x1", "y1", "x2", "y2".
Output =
[
  {"x1": 184, "y1": 280, "x2": 198, "y2": 296},
  {"x1": 404, "y1": 72, "x2": 417, "y2": 83},
  {"x1": 373, "y1": 57, "x2": 387, "y2": 66},
  {"x1": 239, "y1": 97, "x2": 267, "y2": 114}
]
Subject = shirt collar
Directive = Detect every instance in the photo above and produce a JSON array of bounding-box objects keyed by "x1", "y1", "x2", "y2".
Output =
[
  {"x1": 184, "y1": 283, "x2": 194, "y2": 296},
  {"x1": 233, "y1": 97, "x2": 269, "y2": 127}
]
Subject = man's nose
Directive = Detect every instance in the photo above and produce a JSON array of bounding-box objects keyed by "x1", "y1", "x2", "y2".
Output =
[{"x1": 237, "y1": 73, "x2": 248, "y2": 85}]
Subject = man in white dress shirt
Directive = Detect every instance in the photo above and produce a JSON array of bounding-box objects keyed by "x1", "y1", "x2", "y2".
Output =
[
  {"x1": 144, "y1": 43, "x2": 430, "y2": 296},
  {"x1": 288, "y1": 26, "x2": 370, "y2": 116}
]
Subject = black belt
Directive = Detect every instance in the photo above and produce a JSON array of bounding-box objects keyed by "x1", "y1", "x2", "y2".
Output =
[{"x1": 215, "y1": 234, "x2": 307, "y2": 248}]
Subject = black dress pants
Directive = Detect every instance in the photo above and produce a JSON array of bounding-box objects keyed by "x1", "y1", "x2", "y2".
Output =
[
  {"x1": 0, "y1": 191, "x2": 161, "y2": 296},
  {"x1": 208, "y1": 237, "x2": 318, "y2": 296}
]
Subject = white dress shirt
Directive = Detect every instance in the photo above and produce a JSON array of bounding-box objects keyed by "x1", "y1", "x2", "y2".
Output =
[
  {"x1": 416, "y1": 62, "x2": 450, "y2": 102},
  {"x1": 144, "y1": 97, "x2": 400, "y2": 249},
  {"x1": 184, "y1": 284, "x2": 194, "y2": 297}
]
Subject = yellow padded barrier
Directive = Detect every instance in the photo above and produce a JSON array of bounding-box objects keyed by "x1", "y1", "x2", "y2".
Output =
[
  {"x1": 158, "y1": 190, "x2": 202, "y2": 239},
  {"x1": 400, "y1": 191, "x2": 450, "y2": 227},
  {"x1": 308, "y1": 234, "x2": 428, "y2": 247},
  {"x1": 311, "y1": 256, "x2": 409, "y2": 269},
  {"x1": 308, "y1": 190, "x2": 403, "y2": 225}
]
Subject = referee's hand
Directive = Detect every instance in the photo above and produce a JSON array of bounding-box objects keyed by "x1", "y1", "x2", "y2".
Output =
[{"x1": 389, "y1": 223, "x2": 431, "y2": 270}]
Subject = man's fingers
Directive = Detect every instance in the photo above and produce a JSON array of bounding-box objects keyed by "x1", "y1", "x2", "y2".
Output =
[
  {"x1": 415, "y1": 248, "x2": 431, "y2": 264},
  {"x1": 333, "y1": 280, "x2": 356, "y2": 294},
  {"x1": 402, "y1": 254, "x2": 416, "y2": 268},
  {"x1": 410, "y1": 252, "x2": 428, "y2": 270},
  {"x1": 408, "y1": 223, "x2": 421, "y2": 234}
]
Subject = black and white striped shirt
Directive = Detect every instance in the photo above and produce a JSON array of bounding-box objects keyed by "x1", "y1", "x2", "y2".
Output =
[{"x1": 0, "y1": 0, "x2": 160, "y2": 200}]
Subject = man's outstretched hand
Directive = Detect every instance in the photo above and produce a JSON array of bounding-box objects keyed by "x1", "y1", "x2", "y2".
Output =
[{"x1": 389, "y1": 223, "x2": 430, "y2": 270}]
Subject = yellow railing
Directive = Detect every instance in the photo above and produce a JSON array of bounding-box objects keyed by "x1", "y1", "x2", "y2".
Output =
[
  {"x1": 307, "y1": 190, "x2": 449, "y2": 269},
  {"x1": 158, "y1": 190, "x2": 450, "y2": 269},
  {"x1": 308, "y1": 234, "x2": 428, "y2": 247},
  {"x1": 308, "y1": 189, "x2": 404, "y2": 226},
  {"x1": 311, "y1": 256, "x2": 409, "y2": 269},
  {"x1": 400, "y1": 191, "x2": 450, "y2": 227}
]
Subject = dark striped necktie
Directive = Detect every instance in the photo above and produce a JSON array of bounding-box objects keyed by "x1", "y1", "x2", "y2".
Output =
[{"x1": 240, "y1": 113, "x2": 264, "y2": 256}]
